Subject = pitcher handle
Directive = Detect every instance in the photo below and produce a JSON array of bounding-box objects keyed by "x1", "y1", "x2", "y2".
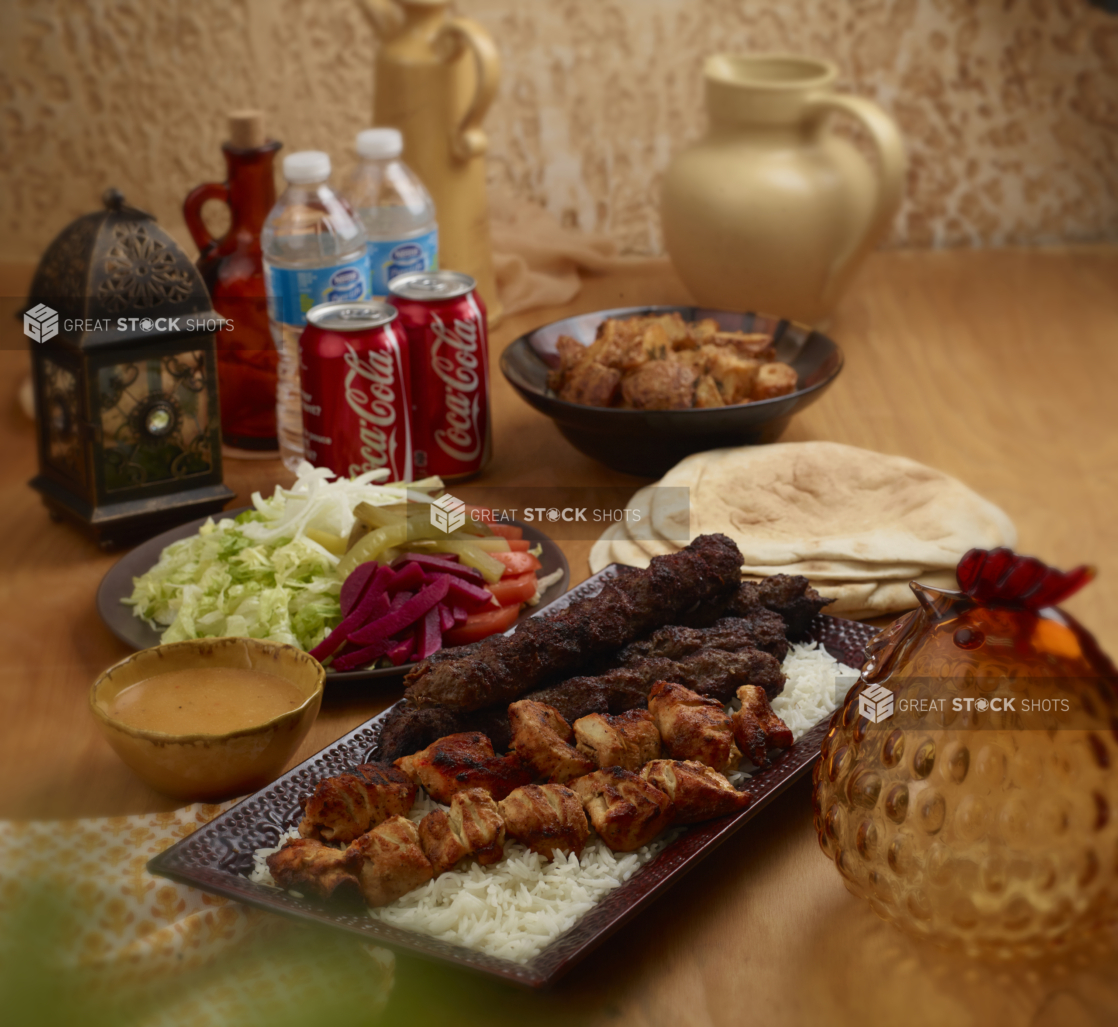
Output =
[
  {"x1": 806, "y1": 93, "x2": 906, "y2": 306},
  {"x1": 436, "y1": 17, "x2": 501, "y2": 162},
  {"x1": 182, "y1": 181, "x2": 230, "y2": 258}
]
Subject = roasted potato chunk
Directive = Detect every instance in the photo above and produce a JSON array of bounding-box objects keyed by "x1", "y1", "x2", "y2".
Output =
[
  {"x1": 498, "y1": 783, "x2": 590, "y2": 860},
  {"x1": 711, "y1": 331, "x2": 775, "y2": 360},
  {"x1": 557, "y1": 361, "x2": 622, "y2": 406},
  {"x1": 752, "y1": 362, "x2": 798, "y2": 400},
  {"x1": 620, "y1": 360, "x2": 696, "y2": 410},
  {"x1": 573, "y1": 709, "x2": 661, "y2": 771},
  {"x1": 648, "y1": 680, "x2": 742, "y2": 774},
  {"x1": 508, "y1": 700, "x2": 597, "y2": 783},
  {"x1": 732, "y1": 685, "x2": 794, "y2": 766},
  {"x1": 573, "y1": 767, "x2": 672, "y2": 852},
  {"x1": 641, "y1": 759, "x2": 753, "y2": 824},
  {"x1": 693, "y1": 374, "x2": 725, "y2": 408},
  {"x1": 344, "y1": 816, "x2": 433, "y2": 907},
  {"x1": 394, "y1": 732, "x2": 532, "y2": 805}
]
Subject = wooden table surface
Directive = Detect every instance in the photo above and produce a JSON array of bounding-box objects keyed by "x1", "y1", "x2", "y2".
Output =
[{"x1": 1, "y1": 248, "x2": 1117, "y2": 1026}]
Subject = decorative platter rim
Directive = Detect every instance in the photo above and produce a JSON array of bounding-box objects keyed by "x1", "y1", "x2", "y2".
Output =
[
  {"x1": 95, "y1": 509, "x2": 571, "y2": 683},
  {"x1": 147, "y1": 566, "x2": 876, "y2": 989}
]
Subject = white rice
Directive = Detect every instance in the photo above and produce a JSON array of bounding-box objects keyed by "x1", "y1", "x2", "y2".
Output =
[{"x1": 249, "y1": 641, "x2": 856, "y2": 962}]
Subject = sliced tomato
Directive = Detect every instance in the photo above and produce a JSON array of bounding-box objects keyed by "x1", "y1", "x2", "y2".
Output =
[
  {"x1": 507, "y1": 538, "x2": 531, "y2": 552},
  {"x1": 488, "y1": 522, "x2": 524, "y2": 541},
  {"x1": 442, "y1": 602, "x2": 520, "y2": 646},
  {"x1": 491, "y1": 550, "x2": 542, "y2": 575},
  {"x1": 486, "y1": 570, "x2": 537, "y2": 606}
]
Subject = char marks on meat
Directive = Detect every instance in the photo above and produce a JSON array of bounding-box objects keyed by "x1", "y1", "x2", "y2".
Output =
[
  {"x1": 681, "y1": 575, "x2": 830, "y2": 641},
  {"x1": 615, "y1": 614, "x2": 789, "y2": 664},
  {"x1": 403, "y1": 534, "x2": 744, "y2": 712}
]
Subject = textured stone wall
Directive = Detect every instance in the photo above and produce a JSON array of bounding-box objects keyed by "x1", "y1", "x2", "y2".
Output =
[{"x1": 1, "y1": 0, "x2": 1115, "y2": 263}]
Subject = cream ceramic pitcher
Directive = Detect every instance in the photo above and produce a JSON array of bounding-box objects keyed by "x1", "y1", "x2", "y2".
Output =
[
  {"x1": 661, "y1": 55, "x2": 905, "y2": 324},
  {"x1": 359, "y1": 0, "x2": 503, "y2": 324}
]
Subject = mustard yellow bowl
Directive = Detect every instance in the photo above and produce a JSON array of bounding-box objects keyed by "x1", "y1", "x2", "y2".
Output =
[{"x1": 90, "y1": 637, "x2": 324, "y2": 802}]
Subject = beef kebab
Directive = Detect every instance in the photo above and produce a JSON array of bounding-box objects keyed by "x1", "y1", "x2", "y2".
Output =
[
  {"x1": 376, "y1": 571, "x2": 828, "y2": 762},
  {"x1": 403, "y1": 533, "x2": 745, "y2": 712}
]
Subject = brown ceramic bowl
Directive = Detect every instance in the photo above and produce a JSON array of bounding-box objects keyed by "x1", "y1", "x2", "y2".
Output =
[
  {"x1": 90, "y1": 637, "x2": 324, "y2": 802},
  {"x1": 500, "y1": 304, "x2": 843, "y2": 477}
]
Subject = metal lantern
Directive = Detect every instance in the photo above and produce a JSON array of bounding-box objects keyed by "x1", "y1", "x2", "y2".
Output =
[{"x1": 27, "y1": 189, "x2": 235, "y2": 547}]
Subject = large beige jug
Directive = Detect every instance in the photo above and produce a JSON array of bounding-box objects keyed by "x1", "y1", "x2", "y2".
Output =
[
  {"x1": 359, "y1": 0, "x2": 503, "y2": 324},
  {"x1": 661, "y1": 55, "x2": 905, "y2": 325}
]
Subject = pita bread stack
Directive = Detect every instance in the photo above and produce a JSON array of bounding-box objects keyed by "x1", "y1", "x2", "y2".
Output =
[{"x1": 589, "y1": 442, "x2": 1017, "y2": 619}]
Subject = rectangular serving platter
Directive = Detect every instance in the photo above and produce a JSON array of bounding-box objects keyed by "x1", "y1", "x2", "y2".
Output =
[{"x1": 148, "y1": 566, "x2": 876, "y2": 989}]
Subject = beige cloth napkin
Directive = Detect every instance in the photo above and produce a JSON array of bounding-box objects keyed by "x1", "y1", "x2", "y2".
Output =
[
  {"x1": 491, "y1": 195, "x2": 658, "y2": 318},
  {"x1": 0, "y1": 803, "x2": 394, "y2": 1026}
]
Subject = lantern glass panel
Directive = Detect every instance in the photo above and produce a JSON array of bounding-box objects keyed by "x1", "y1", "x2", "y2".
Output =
[
  {"x1": 97, "y1": 350, "x2": 215, "y2": 492},
  {"x1": 41, "y1": 356, "x2": 84, "y2": 486}
]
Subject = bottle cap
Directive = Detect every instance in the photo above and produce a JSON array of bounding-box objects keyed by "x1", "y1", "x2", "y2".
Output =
[
  {"x1": 356, "y1": 128, "x2": 404, "y2": 160},
  {"x1": 283, "y1": 151, "x2": 331, "y2": 184}
]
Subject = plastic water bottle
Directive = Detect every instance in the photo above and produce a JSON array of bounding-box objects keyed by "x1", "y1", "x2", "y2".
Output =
[
  {"x1": 342, "y1": 128, "x2": 438, "y2": 297},
  {"x1": 262, "y1": 151, "x2": 370, "y2": 472}
]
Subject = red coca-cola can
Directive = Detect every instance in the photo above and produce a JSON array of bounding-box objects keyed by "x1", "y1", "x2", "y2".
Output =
[
  {"x1": 387, "y1": 270, "x2": 491, "y2": 482},
  {"x1": 299, "y1": 300, "x2": 413, "y2": 482}
]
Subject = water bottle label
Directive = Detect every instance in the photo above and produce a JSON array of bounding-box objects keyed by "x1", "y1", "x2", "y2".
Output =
[
  {"x1": 370, "y1": 228, "x2": 439, "y2": 296},
  {"x1": 265, "y1": 254, "x2": 371, "y2": 327}
]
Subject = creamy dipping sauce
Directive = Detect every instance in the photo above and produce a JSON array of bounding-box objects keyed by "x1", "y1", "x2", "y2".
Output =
[{"x1": 108, "y1": 668, "x2": 307, "y2": 735}]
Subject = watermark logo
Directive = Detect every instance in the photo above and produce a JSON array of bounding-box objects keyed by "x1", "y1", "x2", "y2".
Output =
[
  {"x1": 24, "y1": 303, "x2": 59, "y2": 343},
  {"x1": 859, "y1": 683, "x2": 895, "y2": 724},
  {"x1": 430, "y1": 493, "x2": 466, "y2": 534}
]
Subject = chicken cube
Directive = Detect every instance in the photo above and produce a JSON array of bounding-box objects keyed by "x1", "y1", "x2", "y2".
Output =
[
  {"x1": 573, "y1": 767, "x2": 672, "y2": 852},
  {"x1": 508, "y1": 700, "x2": 598, "y2": 783},
  {"x1": 641, "y1": 760, "x2": 753, "y2": 824},
  {"x1": 620, "y1": 360, "x2": 696, "y2": 410},
  {"x1": 573, "y1": 708, "x2": 661, "y2": 771},
  {"x1": 344, "y1": 815, "x2": 433, "y2": 907},
  {"x1": 693, "y1": 374, "x2": 725, "y2": 408},
  {"x1": 394, "y1": 732, "x2": 532, "y2": 805},
  {"x1": 266, "y1": 838, "x2": 360, "y2": 900},
  {"x1": 752, "y1": 362, "x2": 798, "y2": 400},
  {"x1": 497, "y1": 783, "x2": 590, "y2": 860},
  {"x1": 299, "y1": 763, "x2": 417, "y2": 844},
  {"x1": 648, "y1": 680, "x2": 742, "y2": 774},
  {"x1": 418, "y1": 787, "x2": 505, "y2": 874},
  {"x1": 732, "y1": 685, "x2": 794, "y2": 766}
]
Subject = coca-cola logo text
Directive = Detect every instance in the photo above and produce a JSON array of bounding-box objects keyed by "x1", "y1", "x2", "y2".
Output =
[
  {"x1": 343, "y1": 343, "x2": 401, "y2": 478},
  {"x1": 430, "y1": 313, "x2": 484, "y2": 463}
]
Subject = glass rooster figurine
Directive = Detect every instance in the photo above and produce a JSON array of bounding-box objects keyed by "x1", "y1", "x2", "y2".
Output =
[{"x1": 813, "y1": 548, "x2": 1118, "y2": 958}]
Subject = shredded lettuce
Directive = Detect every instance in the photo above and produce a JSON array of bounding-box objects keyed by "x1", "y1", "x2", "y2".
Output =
[{"x1": 123, "y1": 462, "x2": 443, "y2": 650}]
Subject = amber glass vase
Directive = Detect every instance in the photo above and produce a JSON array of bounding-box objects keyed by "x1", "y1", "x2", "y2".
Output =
[
  {"x1": 813, "y1": 553, "x2": 1118, "y2": 959},
  {"x1": 184, "y1": 138, "x2": 282, "y2": 451}
]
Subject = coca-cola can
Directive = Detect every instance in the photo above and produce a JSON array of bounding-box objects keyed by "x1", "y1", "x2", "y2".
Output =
[
  {"x1": 387, "y1": 270, "x2": 491, "y2": 482},
  {"x1": 299, "y1": 300, "x2": 413, "y2": 482}
]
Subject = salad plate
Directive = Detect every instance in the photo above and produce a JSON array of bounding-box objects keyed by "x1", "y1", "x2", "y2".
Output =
[
  {"x1": 147, "y1": 566, "x2": 876, "y2": 989},
  {"x1": 97, "y1": 509, "x2": 570, "y2": 683}
]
